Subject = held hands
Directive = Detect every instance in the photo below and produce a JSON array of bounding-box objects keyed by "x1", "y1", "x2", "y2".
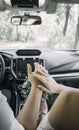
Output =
[
  {"x1": 33, "y1": 67, "x2": 60, "y2": 94},
  {"x1": 27, "y1": 63, "x2": 60, "y2": 94}
]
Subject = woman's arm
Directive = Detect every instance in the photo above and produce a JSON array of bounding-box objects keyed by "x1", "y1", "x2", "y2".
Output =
[
  {"x1": 17, "y1": 63, "x2": 43, "y2": 130},
  {"x1": 33, "y1": 68, "x2": 79, "y2": 94}
]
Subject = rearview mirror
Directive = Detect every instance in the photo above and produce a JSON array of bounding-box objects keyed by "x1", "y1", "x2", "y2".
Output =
[{"x1": 11, "y1": 13, "x2": 42, "y2": 26}]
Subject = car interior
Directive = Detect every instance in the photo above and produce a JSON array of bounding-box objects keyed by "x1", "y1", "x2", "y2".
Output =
[{"x1": 0, "y1": 0, "x2": 79, "y2": 118}]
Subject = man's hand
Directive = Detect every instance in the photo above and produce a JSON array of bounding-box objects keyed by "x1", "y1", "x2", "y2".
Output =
[{"x1": 27, "y1": 63, "x2": 43, "y2": 88}]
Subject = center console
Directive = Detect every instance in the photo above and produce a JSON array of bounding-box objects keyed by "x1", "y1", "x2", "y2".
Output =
[
  {"x1": 12, "y1": 57, "x2": 45, "y2": 112},
  {"x1": 10, "y1": 49, "x2": 45, "y2": 112}
]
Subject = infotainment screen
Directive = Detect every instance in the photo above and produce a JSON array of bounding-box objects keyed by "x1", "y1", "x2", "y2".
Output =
[
  {"x1": 18, "y1": 58, "x2": 36, "y2": 72},
  {"x1": 13, "y1": 58, "x2": 44, "y2": 79}
]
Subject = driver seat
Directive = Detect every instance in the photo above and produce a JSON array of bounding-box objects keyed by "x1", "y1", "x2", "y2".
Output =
[{"x1": 1, "y1": 89, "x2": 18, "y2": 117}]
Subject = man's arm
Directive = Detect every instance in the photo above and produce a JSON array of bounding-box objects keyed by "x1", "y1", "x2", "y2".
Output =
[
  {"x1": 17, "y1": 87, "x2": 42, "y2": 130},
  {"x1": 0, "y1": 91, "x2": 24, "y2": 130},
  {"x1": 17, "y1": 63, "x2": 43, "y2": 130}
]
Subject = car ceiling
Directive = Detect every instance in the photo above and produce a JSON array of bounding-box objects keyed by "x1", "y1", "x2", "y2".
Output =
[{"x1": 0, "y1": 0, "x2": 79, "y2": 12}]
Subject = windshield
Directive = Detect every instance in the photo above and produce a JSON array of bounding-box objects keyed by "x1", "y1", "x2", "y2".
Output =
[{"x1": 0, "y1": 4, "x2": 79, "y2": 50}]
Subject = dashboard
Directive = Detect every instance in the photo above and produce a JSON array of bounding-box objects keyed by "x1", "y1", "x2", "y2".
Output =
[
  {"x1": 1, "y1": 49, "x2": 79, "y2": 115},
  {"x1": 1, "y1": 49, "x2": 79, "y2": 91}
]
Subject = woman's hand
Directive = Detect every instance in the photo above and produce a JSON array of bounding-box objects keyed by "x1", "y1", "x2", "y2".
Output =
[{"x1": 33, "y1": 68, "x2": 60, "y2": 94}]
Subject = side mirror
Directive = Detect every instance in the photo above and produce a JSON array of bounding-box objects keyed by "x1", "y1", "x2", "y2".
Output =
[{"x1": 11, "y1": 13, "x2": 42, "y2": 26}]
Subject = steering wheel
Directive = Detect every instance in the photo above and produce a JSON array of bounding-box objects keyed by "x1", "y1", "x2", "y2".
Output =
[{"x1": 0, "y1": 55, "x2": 5, "y2": 84}]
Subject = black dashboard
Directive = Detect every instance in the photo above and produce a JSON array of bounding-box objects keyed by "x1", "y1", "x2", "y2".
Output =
[
  {"x1": 1, "y1": 49, "x2": 79, "y2": 115},
  {"x1": 1, "y1": 49, "x2": 79, "y2": 92}
]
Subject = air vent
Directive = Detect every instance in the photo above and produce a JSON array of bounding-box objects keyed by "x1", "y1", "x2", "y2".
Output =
[{"x1": 16, "y1": 49, "x2": 41, "y2": 56}]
